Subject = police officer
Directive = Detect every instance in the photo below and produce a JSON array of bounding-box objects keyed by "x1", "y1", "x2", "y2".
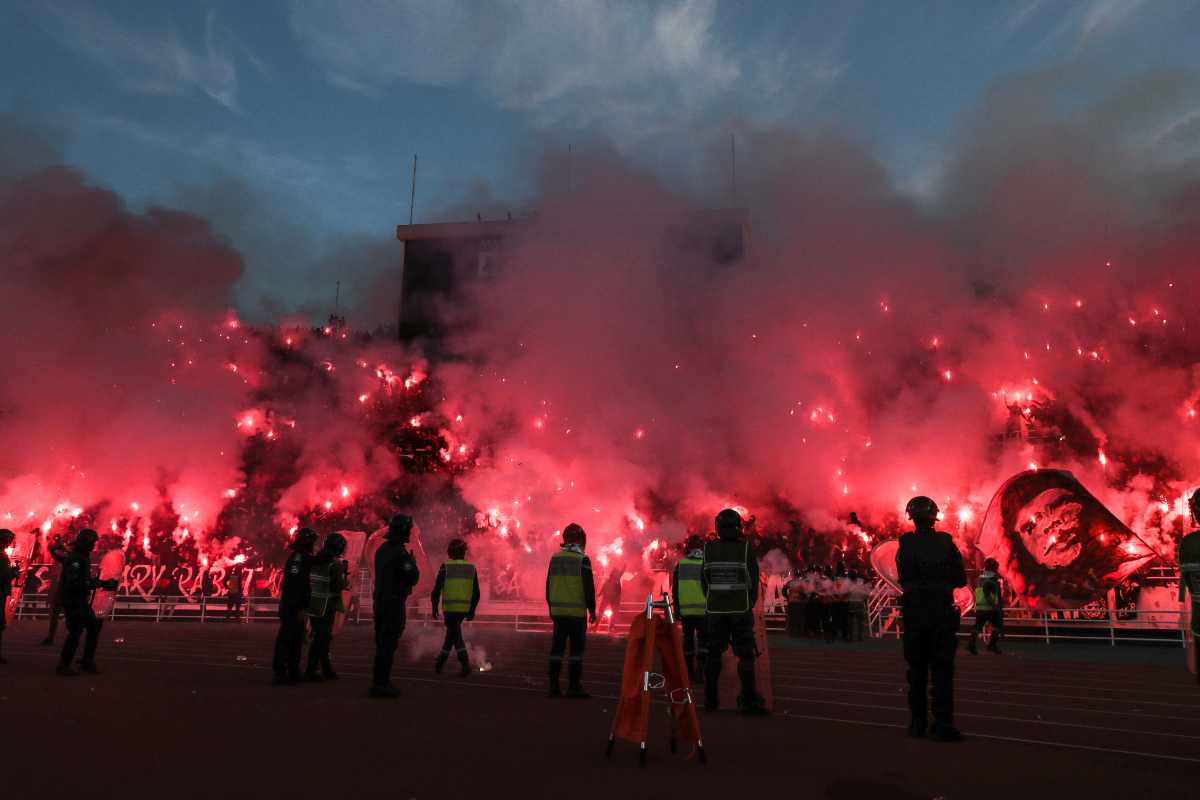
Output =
[
  {"x1": 702, "y1": 509, "x2": 767, "y2": 715},
  {"x1": 430, "y1": 538, "x2": 481, "y2": 676},
  {"x1": 897, "y1": 496, "x2": 966, "y2": 741},
  {"x1": 968, "y1": 558, "x2": 1003, "y2": 655},
  {"x1": 371, "y1": 514, "x2": 420, "y2": 698},
  {"x1": 546, "y1": 523, "x2": 596, "y2": 698},
  {"x1": 56, "y1": 529, "x2": 118, "y2": 676},
  {"x1": 1179, "y1": 490, "x2": 1200, "y2": 686},
  {"x1": 0, "y1": 529, "x2": 15, "y2": 664},
  {"x1": 672, "y1": 534, "x2": 708, "y2": 683},
  {"x1": 304, "y1": 532, "x2": 348, "y2": 681},
  {"x1": 272, "y1": 527, "x2": 316, "y2": 686}
]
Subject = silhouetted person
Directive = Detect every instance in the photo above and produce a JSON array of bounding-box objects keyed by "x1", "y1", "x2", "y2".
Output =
[
  {"x1": 968, "y1": 558, "x2": 1003, "y2": 655},
  {"x1": 1180, "y1": 491, "x2": 1200, "y2": 686},
  {"x1": 0, "y1": 529, "x2": 15, "y2": 664},
  {"x1": 672, "y1": 534, "x2": 708, "y2": 681},
  {"x1": 703, "y1": 509, "x2": 767, "y2": 715},
  {"x1": 371, "y1": 515, "x2": 419, "y2": 698},
  {"x1": 305, "y1": 533, "x2": 348, "y2": 681},
  {"x1": 41, "y1": 537, "x2": 69, "y2": 646},
  {"x1": 56, "y1": 529, "x2": 118, "y2": 676},
  {"x1": 897, "y1": 497, "x2": 966, "y2": 741},
  {"x1": 272, "y1": 528, "x2": 316, "y2": 685}
]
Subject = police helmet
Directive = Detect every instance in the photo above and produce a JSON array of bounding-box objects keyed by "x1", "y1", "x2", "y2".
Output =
[
  {"x1": 75, "y1": 528, "x2": 99, "y2": 551},
  {"x1": 684, "y1": 534, "x2": 704, "y2": 552},
  {"x1": 447, "y1": 538, "x2": 468, "y2": 560},
  {"x1": 983, "y1": 557, "x2": 999, "y2": 572},
  {"x1": 562, "y1": 523, "x2": 586, "y2": 547},
  {"x1": 715, "y1": 508, "x2": 743, "y2": 540},
  {"x1": 0, "y1": 528, "x2": 14, "y2": 546},
  {"x1": 292, "y1": 527, "x2": 319, "y2": 551},
  {"x1": 387, "y1": 514, "x2": 414, "y2": 541},
  {"x1": 905, "y1": 496, "x2": 939, "y2": 523},
  {"x1": 323, "y1": 532, "x2": 347, "y2": 557}
]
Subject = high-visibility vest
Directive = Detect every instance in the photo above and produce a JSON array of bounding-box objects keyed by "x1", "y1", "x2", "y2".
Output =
[
  {"x1": 308, "y1": 560, "x2": 334, "y2": 617},
  {"x1": 703, "y1": 540, "x2": 750, "y2": 615},
  {"x1": 442, "y1": 559, "x2": 476, "y2": 614},
  {"x1": 675, "y1": 557, "x2": 706, "y2": 618},
  {"x1": 548, "y1": 549, "x2": 587, "y2": 618},
  {"x1": 974, "y1": 585, "x2": 994, "y2": 612}
]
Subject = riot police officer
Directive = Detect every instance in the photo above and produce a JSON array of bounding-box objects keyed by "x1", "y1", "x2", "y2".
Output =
[
  {"x1": 672, "y1": 534, "x2": 708, "y2": 682},
  {"x1": 546, "y1": 523, "x2": 596, "y2": 698},
  {"x1": 56, "y1": 529, "x2": 118, "y2": 676},
  {"x1": 272, "y1": 527, "x2": 316, "y2": 685},
  {"x1": 430, "y1": 538, "x2": 481, "y2": 676},
  {"x1": 371, "y1": 514, "x2": 420, "y2": 698},
  {"x1": 305, "y1": 532, "x2": 348, "y2": 681},
  {"x1": 1178, "y1": 491, "x2": 1200, "y2": 686},
  {"x1": 897, "y1": 496, "x2": 966, "y2": 741},
  {"x1": 0, "y1": 529, "x2": 15, "y2": 664},
  {"x1": 702, "y1": 509, "x2": 767, "y2": 715}
]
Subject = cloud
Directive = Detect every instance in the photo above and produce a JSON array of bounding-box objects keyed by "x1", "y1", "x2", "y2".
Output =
[
  {"x1": 288, "y1": 0, "x2": 842, "y2": 142},
  {"x1": 41, "y1": 4, "x2": 244, "y2": 110}
]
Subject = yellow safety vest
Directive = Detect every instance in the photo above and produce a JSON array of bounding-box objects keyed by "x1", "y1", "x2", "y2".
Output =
[
  {"x1": 442, "y1": 559, "x2": 476, "y2": 614},
  {"x1": 548, "y1": 549, "x2": 586, "y2": 618},
  {"x1": 703, "y1": 540, "x2": 750, "y2": 615},
  {"x1": 974, "y1": 586, "x2": 994, "y2": 612},
  {"x1": 675, "y1": 557, "x2": 706, "y2": 618}
]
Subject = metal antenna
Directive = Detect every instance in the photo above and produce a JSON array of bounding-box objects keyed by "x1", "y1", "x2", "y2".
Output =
[{"x1": 408, "y1": 154, "x2": 418, "y2": 225}]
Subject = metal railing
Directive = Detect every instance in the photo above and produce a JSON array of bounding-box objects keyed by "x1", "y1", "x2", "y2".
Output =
[{"x1": 866, "y1": 593, "x2": 1191, "y2": 647}]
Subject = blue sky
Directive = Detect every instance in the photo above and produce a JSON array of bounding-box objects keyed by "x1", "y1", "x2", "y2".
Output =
[{"x1": 2, "y1": 1, "x2": 1199, "y2": 315}]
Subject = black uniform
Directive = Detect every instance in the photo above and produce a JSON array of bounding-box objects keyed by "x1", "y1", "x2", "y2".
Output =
[
  {"x1": 372, "y1": 539, "x2": 419, "y2": 690},
  {"x1": 58, "y1": 550, "x2": 105, "y2": 670},
  {"x1": 430, "y1": 563, "x2": 481, "y2": 670},
  {"x1": 701, "y1": 538, "x2": 761, "y2": 707},
  {"x1": 226, "y1": 570, "x2": 244, "y2": 620},
  {"x1": 896, "y1": 528, "x2": 966, "y2": 731},
  {"x1": 272, "y1": 550, "x2": 312, "y2": 681},
  {"x1": 0, "y1": 549, "x2": 15, "y2": 662}
]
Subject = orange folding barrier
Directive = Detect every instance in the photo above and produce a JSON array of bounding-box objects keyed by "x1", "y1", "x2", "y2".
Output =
[{"x1": 606, "y1": 593, "x2": 706, "y2": 767}]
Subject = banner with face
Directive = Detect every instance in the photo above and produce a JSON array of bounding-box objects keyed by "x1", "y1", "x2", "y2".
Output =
[{"x1": 978, "y1": 469, "x2": 1157, "y2": 609}]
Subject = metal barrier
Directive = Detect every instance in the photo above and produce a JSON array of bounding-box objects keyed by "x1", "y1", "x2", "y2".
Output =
[{"x1": 867, "y1": 594, "x2": 1190, "y2": 647}]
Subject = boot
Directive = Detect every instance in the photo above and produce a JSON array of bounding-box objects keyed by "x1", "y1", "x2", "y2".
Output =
[
  {"x1": 548, "y1": 660, "x2": 562, "y2": 697},
  {"x1": 302, "y1": 670, "x2": 324, "y2": 682},
  {"x1": 736, "y1": 664, "x2": 768, "y2": 716},
  {"x1": 967, "y1": 634, "x2": 978, "y2": 655},
  {"x1": 987, "y1": 636, "x2": 1002, "y2": 654},
  {"x1": 566, "y1": 661, "x2": 590, "y2": 699},
  {"x1": 57, "y1": 663, "x2": 78, "y2": 677},
  {"x1": 931, "y1": 723, "x2": 964, "y2": 742},
  {"x1": 458, "y1": 651, "x2": 471, "y2": 677},
  {"x1": 907, "y1": 717, "x2": 927, "y2": 738},
  {"x1": 368, "y1": 684, "x2": 399, "y2": 698},
  {"x1": 434, "y1": 651, "x2": 449, "y2": 674},
  {"x1": 79, "y1": 660, "x2": 100, "y2": 675}
]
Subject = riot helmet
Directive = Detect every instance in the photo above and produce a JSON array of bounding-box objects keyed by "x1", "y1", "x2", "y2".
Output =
[
  {"x1": 387, "y1": 514, "x2": 414, "y2": 542},
  {"x1": 292, "y1": 527, "x2": 318, "y2": 553},
  {"x1": 562, "y1": 523, "x2": 586, "y2": 547},
  {"x1": 447, "y1": 538, "x2": 468, "y2": 560},
  {"x1": 715, "y1": 508, "x2": 743, "y2": 541},
  {"x1": 905, "y1": 496, "x2": 939, "y2": 529}
]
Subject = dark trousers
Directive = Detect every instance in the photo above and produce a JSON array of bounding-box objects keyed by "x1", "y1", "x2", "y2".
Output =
[
  {"x1": 971, "y1": 609, "x2": 1003, "y2": 650},
  {"x1": 680, "y1": 616, "x2": 707, "y2": 678},
  {"x1": 705, "y1": 612, "x2": 758, "y2": 704},
  {"x1": 45, "y1": 596, "x2": 63, "y2": 642},
  {"x1": 61, "y1": 610, "x2": 102, "y2": 666},
  {"x1": 373, "y1": 600, "x2": 407, "y2": 687},
  {"x1": 829, "y1": 601, "x2": 850, "y2": 642},
  {"x1": 549, "y1": 617, "x2": 587, "y2": 688},
  {"x1": 440, "y1": 613, "x2": 468, "y2": 655},
  {"x1": 226, "y1": 594, "x2": 244, "y2": 620},
  {"x1": 272, "y1": 606, "x2": 306, "y2": 678},
  {"x1": 903, "y1": 622, "x2": 959, "y2": 726},
  {"x1": 804, "y1": 600, "x2": 824, "y2": 638},
  {"x1": 306, "y1": 613, "x2": 336, "y2": 675}
]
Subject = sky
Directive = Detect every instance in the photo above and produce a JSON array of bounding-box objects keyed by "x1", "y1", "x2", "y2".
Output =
[{"x1": 2, "y1": 0, "x2": 1200, "y2": 316}]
